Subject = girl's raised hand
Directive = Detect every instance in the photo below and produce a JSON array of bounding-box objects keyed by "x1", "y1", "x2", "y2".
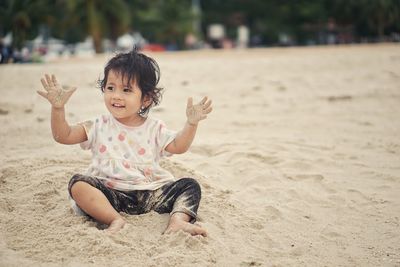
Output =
[
  {"x1": 37, "y1": 74, "x2": 77, "y2": 108},
  {"x1": 186, "y1": 96, "x2": 213, "y2": 125}
]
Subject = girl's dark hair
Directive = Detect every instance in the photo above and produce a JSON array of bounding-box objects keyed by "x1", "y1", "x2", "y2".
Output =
[{"x1": 98, "y1": 48, "x2": 163, "y2": 116}]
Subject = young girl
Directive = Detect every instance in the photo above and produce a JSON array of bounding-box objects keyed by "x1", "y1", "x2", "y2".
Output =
[{"x1": 37, "y1": 49, "x2": 212, "y2": 236}]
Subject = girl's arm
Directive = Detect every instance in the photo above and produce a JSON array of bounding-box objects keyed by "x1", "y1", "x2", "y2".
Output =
[
  {"x1": 38, "y1": 74, "x2": 87, "y2": 145},
  {"x1": 166, "y1": 97, "x2": 212, "y2": 154},
  {"x1": 50, "y1": 106, "x2": 87, "y2": 144}
]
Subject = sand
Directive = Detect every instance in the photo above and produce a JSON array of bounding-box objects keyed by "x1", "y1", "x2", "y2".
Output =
[{"x1": 0, "y1": 44, "x2": 399, "y2": 266}]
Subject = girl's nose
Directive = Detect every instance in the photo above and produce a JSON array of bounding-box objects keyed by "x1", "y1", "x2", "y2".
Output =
[{"x1": 111, "y1": 90, "x2": 123, "y2": 99}]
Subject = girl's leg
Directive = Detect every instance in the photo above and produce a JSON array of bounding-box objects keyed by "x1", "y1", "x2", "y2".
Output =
[
  {"x1": 153, "y1": 178, "x2": 207, "y2": 236},
  {"x1": 69, "y1": 174, "x2": 125, "y2": 233}
]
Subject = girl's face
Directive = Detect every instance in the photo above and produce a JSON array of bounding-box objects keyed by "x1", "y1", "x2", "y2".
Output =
[{"x1": 103, "y1": 70, "x2": 150, "y2": 126}]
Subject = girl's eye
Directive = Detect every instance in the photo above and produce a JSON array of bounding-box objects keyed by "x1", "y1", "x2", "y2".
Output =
[
  {"x1": 106, "y1": 86, "x2": 114, "y2": 91},
  {"x1": 123, "y1": 88, "x2": 133, "y2": 93}
]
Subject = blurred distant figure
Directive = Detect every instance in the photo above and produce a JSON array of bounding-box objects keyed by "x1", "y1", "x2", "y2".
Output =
[
  {"x1": 237, "y1": 25, "x2": 249, "y2": 49},
  {"x1": 326, "y1": 18, "x2": 338, "y2": 45},
  {"x1": 222, "y1": 38, "x2": 234, "y2": 49},
  {"x1": 208, "y1": 24, "x2": 225, "y2": 48},
  {"x1": 0, "y1": 39, "x2": 13, "y2": 64},
  {"x1": 278, "y1": 33, "x2": 293, "y2": 46},
  {"x1": 185, "y1": 33, "x2": 198, "y2": 50},
  {"x1": 250, "y1": 34, "x2": 263, "y2": 47},
  {"x1": 117, "y1": 32, "x2": 147, "y2": 52}
]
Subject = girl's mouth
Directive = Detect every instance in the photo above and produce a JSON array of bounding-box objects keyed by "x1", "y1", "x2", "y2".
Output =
[{"x1": 112, "y1": 103, "x2": 125, "y2": 108}]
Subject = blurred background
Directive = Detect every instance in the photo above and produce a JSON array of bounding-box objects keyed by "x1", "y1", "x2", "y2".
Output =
[{"x1": 1, "y1": 0, "x2": 399, "y2": 63}]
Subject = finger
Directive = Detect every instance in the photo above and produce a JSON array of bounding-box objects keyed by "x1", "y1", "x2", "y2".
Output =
[
  {"x1": 37, "y1": 90, "x2": 48, "y2": 99},
  {"x1": 187, "y1": 97, "x2": 193, "y2": 108},
  {"x1": 45, "y1": 74, "x2": 53, "y2": 87},
  {"x1": 203, "y1": 106, "x2": 213, "y2": 114},
  {"x1": 200, "y1": 115, "x2": 207, "y2": 121},
  {"x1": 203, "y1": 99, "x2": 212, "y2": 109},
  {"x1": 52, "y1": 74, "x2": 59, "y2": 87},
  {"x1": 40, "y1": 78, "x2": 49, "y2": 91},
  {"x1": 199, "y1": 96, "x2": 208, "y2": 105}
]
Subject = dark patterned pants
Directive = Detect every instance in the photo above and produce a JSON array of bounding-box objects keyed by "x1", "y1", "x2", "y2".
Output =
[{"x1": 68, "y1": 174, "x2": 201, "y2": 221}]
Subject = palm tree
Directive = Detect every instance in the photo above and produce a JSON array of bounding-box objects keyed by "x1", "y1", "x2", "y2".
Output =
[
  {"x1": 327, "y1": 0, "x2": 400, "y2": 39},
  {"x1": 66, "y1": 0, "x2": 130, "y2": 53},
  {"x1": 128, "y1": 0, "x2": 193, "y2": 47},
  {"x1": 366, "y1": 0, "x2": 400, "y2": 39},
  {"x1": 0, "y1": 0, "x2": 50, "y2": 49}
]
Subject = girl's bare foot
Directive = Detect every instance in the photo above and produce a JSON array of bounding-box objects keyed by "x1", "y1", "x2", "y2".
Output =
[
  {"x1": 164, "y1": 213, "x2": 207, "y2": 237},
  {"x1": 105, "y1": 217, "x2": 126, "y2": 234},
  {"x1": 165, "y1": 221, "x2": 207, "y2": 237}
]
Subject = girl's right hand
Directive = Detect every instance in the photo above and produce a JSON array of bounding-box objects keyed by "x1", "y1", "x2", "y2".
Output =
[{"x1": 37, "y1": 74, "x2": 77, "y2": 108}]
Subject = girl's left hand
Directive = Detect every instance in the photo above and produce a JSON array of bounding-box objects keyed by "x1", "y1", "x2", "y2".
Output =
[{"x1": 186, "y1": 96, "x2": 213, "y2": 126}]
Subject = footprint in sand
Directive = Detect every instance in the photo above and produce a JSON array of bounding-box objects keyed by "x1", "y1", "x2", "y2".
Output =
[
  {"x1": 326, "y1": 95, "x2": 353, "y2": 102},
  {"x1": 285, "y1": 174, "x2": 324, "y2": 182},
  {"x1": 346, "y1": 189, "x2": 376, "y2": 206},
  {"x1": 347, "y1": 189, "x2": 369, "y2": 200},
  {"x1": 321, "y1": 228, "x2": 343, "y2": 241},
  {"x1": 285, "y1": 174, "x2": 338, "y2": 195},
  {"x1": 0, "y1": 199, "x2": 15, "y2": 212},
  {"x1": 327, "y1": 195, "x2": 346, "y2": 205},
  {"x1": 282, "y1": 161, "x2": 313, "y2": 170},
  {"x1": 189, "y1": 145, "x2": 216, "y2": 157},
  {"x1": 0, "y1": 108, "x2": 9, "y2": 115},
  {"x1": 224, "y1": 151, "x2": 282, "y2": 166},
  {"x1": 264, "y1": 205, "x2": 283, "y2": 220},
  {"x1": 240, "y1": 260, "x2": 262, "y2": 266},
  {"x1": 246, "y1": 152, "x2": 282, "y2": 165}
]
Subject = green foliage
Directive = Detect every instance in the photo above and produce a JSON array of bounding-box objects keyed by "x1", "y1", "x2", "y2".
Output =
[
  {"x1": 1, "y1": 0, "x2": 400, "y2": 52},
  {"x1": 201, "y1": 0, "x2": 400, "y2": 44},
  {"x1": 326, "y1": 0, "x2": 400, "y2": 37},
  {"x1": 60, "y1": 0, "x2": 131, "y2": 52},
  {"x1": 0, "y1": 0, "x2": 52, "y2": 49},
  {"x1": 128, "y1": 0, "x2": 193, "y2": 46}
]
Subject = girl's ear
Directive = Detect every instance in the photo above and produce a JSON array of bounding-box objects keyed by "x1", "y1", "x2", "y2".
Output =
[{"x1": 142, "y1": 95, "x2": 152, "y2": 108}]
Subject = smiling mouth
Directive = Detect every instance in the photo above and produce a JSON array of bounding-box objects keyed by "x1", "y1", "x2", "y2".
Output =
[{"x1": 112, "y1": 103, "x2": 125, "y2": 108}]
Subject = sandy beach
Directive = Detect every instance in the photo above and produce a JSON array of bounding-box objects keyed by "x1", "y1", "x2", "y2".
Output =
[{"x1": 0, "y1": 44, "x2": 399, "y2": 266}]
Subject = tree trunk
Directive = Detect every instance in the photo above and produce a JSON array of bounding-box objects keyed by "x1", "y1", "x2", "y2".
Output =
[
  {"x1": 87, "y1": 0, "x2": 103, "y2": 53},
  {"x1": 377, "y1": 15, "x2": 385, "y2": 41}
]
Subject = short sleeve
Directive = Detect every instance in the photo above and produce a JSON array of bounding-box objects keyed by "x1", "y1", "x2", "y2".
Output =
[
  {"x1": 155, "y1": 120, "x2": 177, "y2": 157},
  {"x1": 78, "y1": 119, "x2": 96, "y2": 150}
]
